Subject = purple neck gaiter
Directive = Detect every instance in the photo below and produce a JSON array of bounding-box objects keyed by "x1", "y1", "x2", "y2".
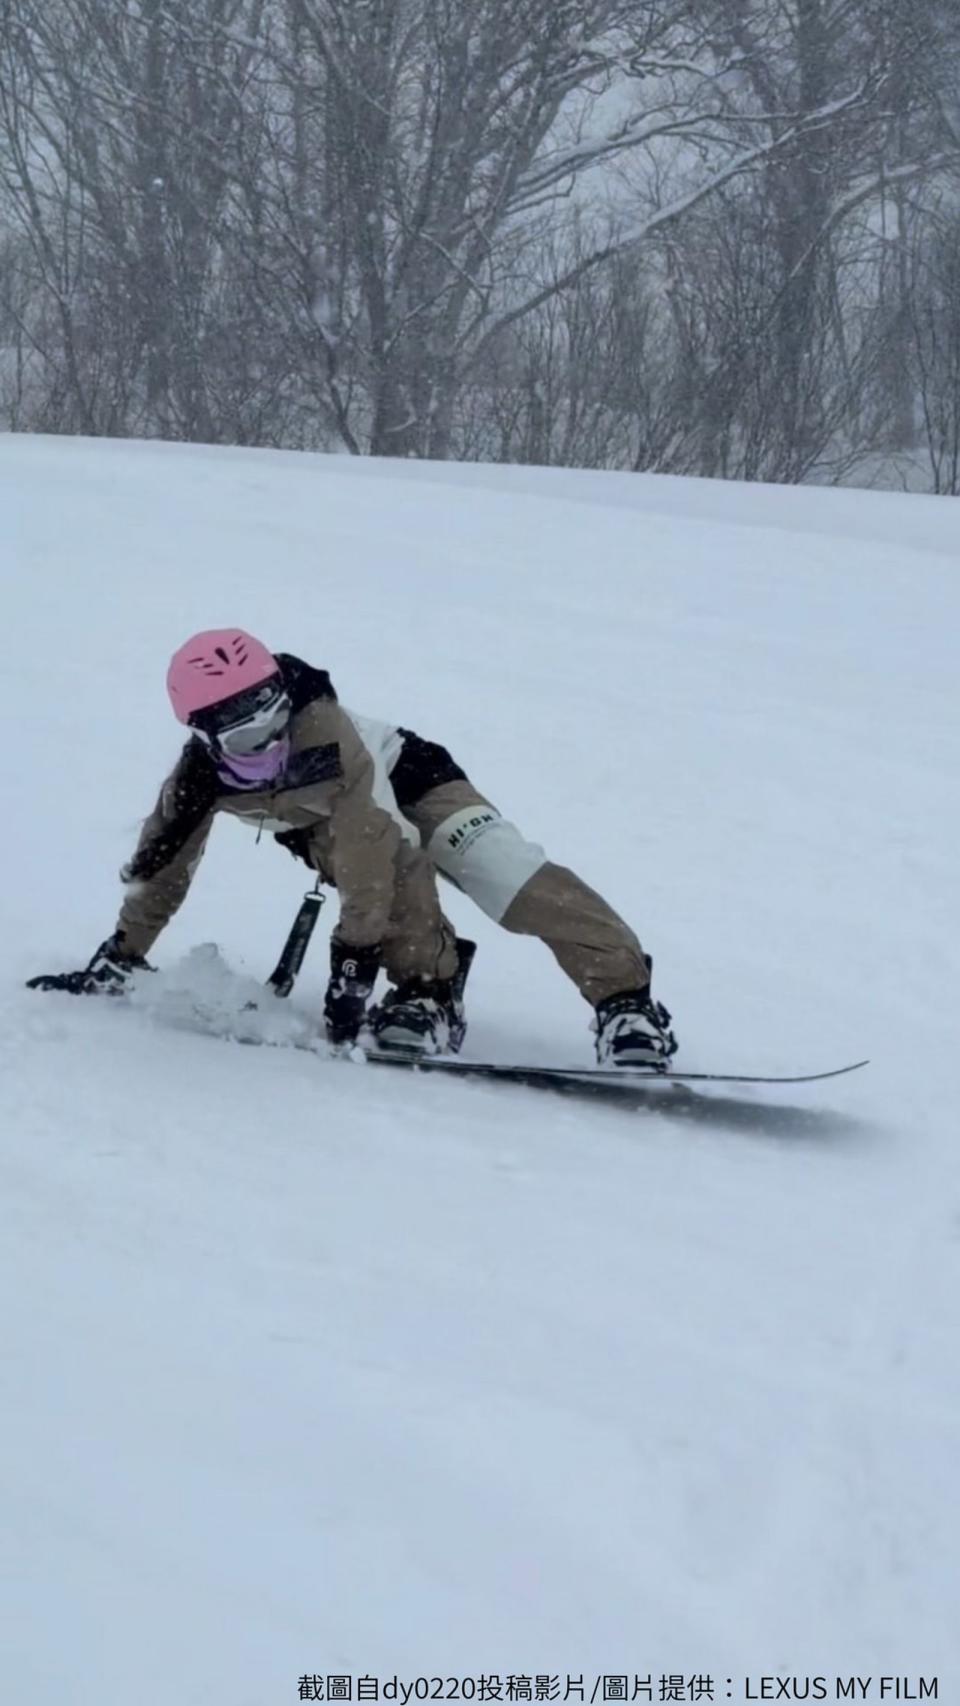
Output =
[{"x1": 217, "y1": 736, "x2": 291, "y2": 791}]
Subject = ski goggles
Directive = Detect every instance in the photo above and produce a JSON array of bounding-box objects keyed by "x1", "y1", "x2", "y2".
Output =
[{"x1": 192, "y1": 679, "x2": 292, "y2": 757}]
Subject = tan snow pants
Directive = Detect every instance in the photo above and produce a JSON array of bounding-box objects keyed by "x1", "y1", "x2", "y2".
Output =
[{"x1": 403, "y1": 780, "x2": 649, "y2": 1008}]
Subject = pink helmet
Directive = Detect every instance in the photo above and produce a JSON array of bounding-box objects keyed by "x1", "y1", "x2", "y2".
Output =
[{"x1": 166, "y1": 629, "x2": 279, "y2": 723}]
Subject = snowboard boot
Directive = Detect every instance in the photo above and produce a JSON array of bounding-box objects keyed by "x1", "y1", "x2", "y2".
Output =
[
  {"x1": 593, "y1": 987, "x2": 678, "y2": 1071},
  {"x1": 371, "y1": 938, "x2": 476, "y2": 1057},
  {"x1": 370, "y1": 986, "x2": 451, "y2": 1055}
]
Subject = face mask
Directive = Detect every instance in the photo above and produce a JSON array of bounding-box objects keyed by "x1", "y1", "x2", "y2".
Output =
[{"x1": 216, "y1": 737, "x2": 291, "y2": 789}]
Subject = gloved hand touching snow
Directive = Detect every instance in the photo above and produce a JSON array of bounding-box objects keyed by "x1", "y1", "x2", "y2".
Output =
[{"x1": 27, "y1": 932, "x2": 152, "y2": 995}]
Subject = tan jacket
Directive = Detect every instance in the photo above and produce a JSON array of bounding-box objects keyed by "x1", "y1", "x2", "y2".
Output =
[{"x1": 117, "y1": 697, "x2": 406, "y2": 958}]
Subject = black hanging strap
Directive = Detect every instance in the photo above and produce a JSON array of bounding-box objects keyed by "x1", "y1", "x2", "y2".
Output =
[{"x1": 267, "y1": 883, "x2": 327, "y2": 998}]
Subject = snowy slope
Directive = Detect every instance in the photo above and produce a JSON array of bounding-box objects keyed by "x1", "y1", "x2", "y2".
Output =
[{"x1": 2, "y1": 435, "x2": 958, "y2": 1706}]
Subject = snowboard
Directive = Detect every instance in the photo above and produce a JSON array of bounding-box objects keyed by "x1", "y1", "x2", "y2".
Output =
[{"x1": 360, "y1": 1053, "x2": 869, "y2": 1091}]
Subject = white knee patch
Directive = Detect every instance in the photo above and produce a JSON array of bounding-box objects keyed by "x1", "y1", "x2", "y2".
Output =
[{"x1": 428, "y1": 806, "x2": 548, "y2": 922}]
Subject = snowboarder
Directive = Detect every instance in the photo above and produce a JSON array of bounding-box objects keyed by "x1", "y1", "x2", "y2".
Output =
[
  {"x1": 334, "y1": 706, "x2": 677, "y2": 1070},
  {"x1": 31, "y1": 631, "x2": 677, "y2": 1067}
]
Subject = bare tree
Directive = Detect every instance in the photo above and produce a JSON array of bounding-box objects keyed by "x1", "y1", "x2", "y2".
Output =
[
  {"x1": 242, "y1": 0, "x2": 910, "y2": 457},
  {"x1": 0, "y1": 0, "x2": 279, "y2": 439},
  {"x1": 1, "y1": 0, "x2": 959, "y2": 485},
  {"x1": 904, "y1": 206, "x2": 960, "y2": 493}
]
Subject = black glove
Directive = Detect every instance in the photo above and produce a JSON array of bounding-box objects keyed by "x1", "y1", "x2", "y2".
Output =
[
  {"x1": 323, "y1": 939, "x2": 382, "y2": 1044},
  {"x1": 27, "y1": 933, "x2": 151, "y2": 995}
]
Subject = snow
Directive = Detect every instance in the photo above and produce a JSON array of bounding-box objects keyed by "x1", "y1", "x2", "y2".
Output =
[{"x1": 2, "y1": 433, "x2": 958, "y2": 1706}]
